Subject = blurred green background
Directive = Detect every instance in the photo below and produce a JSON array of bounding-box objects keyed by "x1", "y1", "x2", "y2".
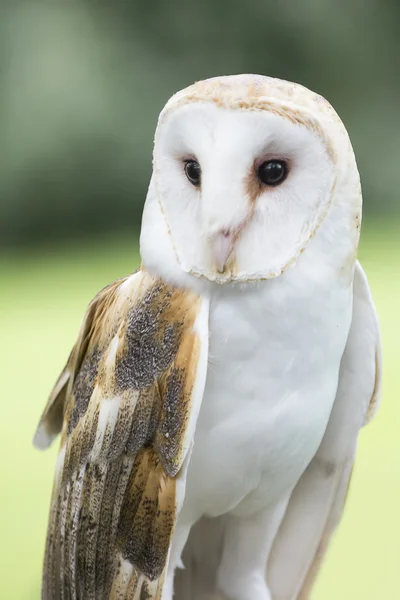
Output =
[{"x1": 1, "y1": 2, "x2": 399, "y2": 599}]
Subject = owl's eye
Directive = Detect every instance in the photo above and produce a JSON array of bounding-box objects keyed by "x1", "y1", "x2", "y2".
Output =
[
  {"x1": 184, "y1": 160, "x2": 201, "y2": 187},
  {"x1": 257, "y1": 160, "x2": 288, "y2": 186}
]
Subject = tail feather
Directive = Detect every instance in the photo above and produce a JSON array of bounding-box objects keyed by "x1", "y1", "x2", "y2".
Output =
[
  {"x1": 95, "y1": 459, "x2": 124, "y2": 597},
  {"x1": 67, "y1": 465, "x2": 85, "y2": 600},
  {"x1": 84, "y1": 463, "x2": 109, "y2": 600}
]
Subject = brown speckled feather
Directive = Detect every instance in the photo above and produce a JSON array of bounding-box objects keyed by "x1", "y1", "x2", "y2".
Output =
[{"x1": 35, "y1": 269, "x2": 208, "y2": 600}]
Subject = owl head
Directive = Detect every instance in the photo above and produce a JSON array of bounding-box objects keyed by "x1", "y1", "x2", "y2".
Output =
[{"x1": 140, "y1": 75, "x2": 361, "y2": 289}]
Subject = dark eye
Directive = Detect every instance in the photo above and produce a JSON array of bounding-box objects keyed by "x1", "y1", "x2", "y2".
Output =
[
  {"x1": 257, "y1": 160, "x2": 288, "y2": 186},
  {"x1": 184, "y1": 160, "x2": 201, "y2": 187}
]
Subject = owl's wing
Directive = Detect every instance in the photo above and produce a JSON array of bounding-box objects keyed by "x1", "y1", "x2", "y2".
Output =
[
  {"x1": 34, "y1": 269, "x2": 209, "y2": 600},
  {"x1": 267, "y1": 260, "x2": 382, "y2": 599}
]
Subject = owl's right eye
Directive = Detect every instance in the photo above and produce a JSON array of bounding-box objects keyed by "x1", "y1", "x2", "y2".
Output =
[{"x1": 184, "y1": 160, "x2": 201, "y2": 187}]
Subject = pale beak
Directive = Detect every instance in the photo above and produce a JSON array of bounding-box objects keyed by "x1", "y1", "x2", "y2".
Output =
[{"x1": 212, "y1": 230, "x2": 235, "y2": 273}]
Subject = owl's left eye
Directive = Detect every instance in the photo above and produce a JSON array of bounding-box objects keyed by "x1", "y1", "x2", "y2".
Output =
[
  {"x1": 184, "y1": 160, "x2": 201, "y2": 187},
  {"x1": 257, "y1": 160, "x2": 288, "y2": 186}
]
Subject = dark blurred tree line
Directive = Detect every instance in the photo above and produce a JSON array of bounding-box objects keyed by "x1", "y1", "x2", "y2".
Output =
[{"x1": 0, "y1": 0, "x2": 399, "y2": 247}]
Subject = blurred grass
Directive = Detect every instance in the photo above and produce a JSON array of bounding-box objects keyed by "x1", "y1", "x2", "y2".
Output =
[{"x1": 1, "y1": 222, "x2": 399, "y2": 599}]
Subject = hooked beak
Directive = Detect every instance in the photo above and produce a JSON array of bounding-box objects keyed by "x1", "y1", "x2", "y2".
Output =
[{"x1": 212, "y1": 230, "x2": 236, "y2": 273}]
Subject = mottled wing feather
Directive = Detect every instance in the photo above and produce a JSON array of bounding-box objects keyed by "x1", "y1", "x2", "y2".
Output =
[
  {"x1": 35, "y1": 269, "x2": 209, "y2": 600},
  {"x1": 33, "y1": 366, "x2": 70, "y2": 450},
  {"x1": 34, "y1": 277, "x2": 129, "y2": 451}
]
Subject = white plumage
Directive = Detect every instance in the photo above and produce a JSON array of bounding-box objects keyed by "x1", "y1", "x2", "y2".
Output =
[
  {"x1": 141, "y1": 74, "x2": 381, "y2": 600},
  {"x1": 35, "y1": 74, "x2": 381, "y2": 600}
]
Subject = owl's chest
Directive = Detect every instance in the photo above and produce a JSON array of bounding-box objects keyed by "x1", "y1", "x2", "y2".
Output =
[{"x1": 184, "y1": 275, "x2": 353, "y2": 519}]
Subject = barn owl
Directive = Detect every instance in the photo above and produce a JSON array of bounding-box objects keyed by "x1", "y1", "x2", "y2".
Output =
[{"x1": 34, "y1": 74, "x2": 382, "y2": 600}]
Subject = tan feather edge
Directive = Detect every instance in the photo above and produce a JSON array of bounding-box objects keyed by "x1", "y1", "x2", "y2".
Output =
[{"x1": 364, "y1": 348, "x2": 382, "y2": 425}]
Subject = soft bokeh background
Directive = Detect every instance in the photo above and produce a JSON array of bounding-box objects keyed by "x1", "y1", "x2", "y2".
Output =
[{"x1": 1, "y1": 2, "x2": 399, "y2": 598}]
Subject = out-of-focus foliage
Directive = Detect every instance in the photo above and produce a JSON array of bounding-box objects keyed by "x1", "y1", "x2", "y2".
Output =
[{"x1": 0, "y1": 0, "x2": 399, "y2": 247}]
